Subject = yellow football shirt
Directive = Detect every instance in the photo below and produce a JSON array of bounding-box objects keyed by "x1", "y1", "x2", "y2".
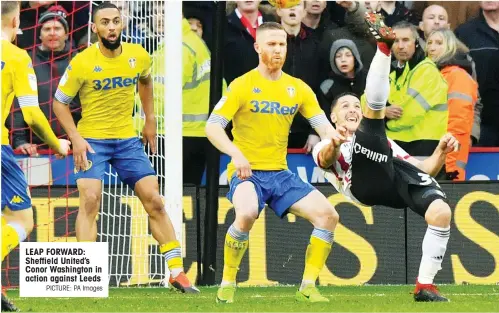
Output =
[
  {"x1": 1, "y1": 40, "x2": 40, "y2": 145},
  {"x1": 55, "y1": 42, "x2": 151, "y2": 139},
  {"x1": 208, "y1": 69, "x2": 327, "y2": 180}
]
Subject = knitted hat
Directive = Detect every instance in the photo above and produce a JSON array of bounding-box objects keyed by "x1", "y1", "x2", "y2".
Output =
[{"x1": 39, "y1": 5, "x2": 69, "y2": 33}]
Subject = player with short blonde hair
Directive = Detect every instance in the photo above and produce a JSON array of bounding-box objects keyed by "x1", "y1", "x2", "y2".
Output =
[
  {"x1": 52, "y1": 2, "x2": 198, "y2": 293},
  {"x1": 206, "y1": 21, "x2": 344, "y2": 303},
  {"x1": 1, "y1": 1, "x2": 70, "y2": 310}
]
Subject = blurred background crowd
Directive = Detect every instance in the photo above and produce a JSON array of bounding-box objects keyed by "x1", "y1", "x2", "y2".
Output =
[{"x1": 5, "y1": 1, "x2": 499, "y2": 184}]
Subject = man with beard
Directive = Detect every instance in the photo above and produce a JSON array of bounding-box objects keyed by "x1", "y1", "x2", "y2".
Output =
[
  {"x1": 52, "y1": 2, "x2": 199, "y2": 293},
  {"x1": 206, "y1": 22, "x2": 344, "y2": 304},
  {"x1": 313, "y1": 12, "x2": 458, "y2": 302}
]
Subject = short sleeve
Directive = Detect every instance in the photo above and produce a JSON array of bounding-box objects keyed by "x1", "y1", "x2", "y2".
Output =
[
  {"x1": 298, "y1": 81, "x2": 324, "y2": 119},
  {"x1": 298, "y1": 81, "x2": 329, "y2": 128},
  {"x1": 312, "y1": 138, "x2": 343, "y2": 193},
  {"x1": 55, "y1": 57, "x2": 83, "y2": 105},
  {"x1": 14, "y1": 52, "x2": 39, "y2": 108},
  {"x1": 207, "y1": 79, "x2": 242, "y2": 128}
]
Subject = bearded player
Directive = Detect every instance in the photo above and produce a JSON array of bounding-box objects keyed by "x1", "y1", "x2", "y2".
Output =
[
  {"x1": 52, "y1": 2, "x2": 198, "y2": 293},
  {"x1": 1, "y1": 1, "x2": 71, "y2": 310},
  {"x1": 313, "y1": 13, "x2": 457, "y2": 302},
  {"x1": 206, "y1": 22, "x2": 345, "y2": 303}
]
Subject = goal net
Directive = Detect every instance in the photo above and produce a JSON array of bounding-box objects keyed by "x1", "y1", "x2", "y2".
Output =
[{"x1": 1, "y1": 0, "x2": 190, "y2": 288}]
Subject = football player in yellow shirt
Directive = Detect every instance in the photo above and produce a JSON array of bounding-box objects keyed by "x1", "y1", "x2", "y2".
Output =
[
  {"x1": 206, "y1": 22, "x2": 344, "y2": 303},
  {"x1": 52, "y1": 3, "x2": 198, "y2": 293},
  {"x1": 1, "y1": 1, "x2": 70, "y2": 310}
]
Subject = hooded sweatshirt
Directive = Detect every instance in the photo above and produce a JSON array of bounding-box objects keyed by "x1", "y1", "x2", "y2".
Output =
[{"x1": 318, "y1": 39, "x2": 367, "y2": 122}]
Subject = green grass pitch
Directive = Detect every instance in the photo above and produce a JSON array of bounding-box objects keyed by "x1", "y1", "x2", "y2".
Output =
[{"x1": 6, "y1": 285, "x2": 499, "y2": 312}]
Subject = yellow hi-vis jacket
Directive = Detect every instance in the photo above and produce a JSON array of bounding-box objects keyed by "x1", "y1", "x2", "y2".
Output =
[
  {"x1": 181, "y1": 18, "x2": 214, "y2": 137},
  {"x1": 136, "y1": 19, "x2": 223, "y2": 137},
  {"x1": 386, "y1": 58, "x2": 448, "y2": 145}
]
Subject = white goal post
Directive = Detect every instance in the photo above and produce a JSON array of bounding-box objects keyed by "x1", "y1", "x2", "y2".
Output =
[{"x1": 88, "y1": 0, "x2": 183, "y2": 286}]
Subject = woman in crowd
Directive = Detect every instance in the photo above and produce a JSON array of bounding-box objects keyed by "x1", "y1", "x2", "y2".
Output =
[{"x1": 426, "y1": 28, "x2": 478, "y2": 181}]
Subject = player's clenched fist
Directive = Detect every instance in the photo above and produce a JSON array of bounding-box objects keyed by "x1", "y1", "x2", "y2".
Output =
[
  {"x1": 332, "y1": 124, "x2": 347, "y2": 147},
  {"x1": 55, "y1": 139, "x2": 72, "y2": 159},
  {"x1": 233, "y1": 152, "x2": 252, "y2": 180},
  {"x1": 438, "y1": 133, "x2": 459, "y2": 154},
  {"x1": 318, "y1": 125, "x2": 347, "y2": 169}
]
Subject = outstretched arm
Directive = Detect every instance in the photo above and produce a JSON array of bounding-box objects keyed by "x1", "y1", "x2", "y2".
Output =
[
  {"x1": 313, "y1": 124, "x2": 347, "y2": 170},
  {"x1": 313, "y1": 119, "x2": 344, "y2": 141},
  {"x1": 20, "y1": 105, "x2": 62, "y2": 153},
  {"x1": 405, "y1": 133, "x2": 459, "y2": 177},
  {"x1": 13, "y1": 54, "x2": 65, "y2": 155},
  {"x1": 316, "y1": 139, "x2": 342, "y2": 169}
]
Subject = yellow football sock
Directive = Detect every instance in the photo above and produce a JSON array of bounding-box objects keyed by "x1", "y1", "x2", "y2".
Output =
[
  {"x1": 302, "y1": 229, "x2": 333, "y2": 284},
  {"x1": 2, "y1": 219, "x2": 25, "y2": 262},
  {"x1": 160, "y1": 240, "x2": 183, "y2": 271},
  {"x1": 222, "y1": 225, "x2": 249, "y2": 284}
]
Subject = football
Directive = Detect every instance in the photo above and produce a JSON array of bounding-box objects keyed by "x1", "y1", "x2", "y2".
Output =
[{"x1": 267, "y1": 0, "x2": 302, "y2": 9}]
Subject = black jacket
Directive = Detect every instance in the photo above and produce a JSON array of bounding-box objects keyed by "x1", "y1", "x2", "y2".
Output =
[
  {"x1": 302, "y1": 10, "x2": 339, "y2": 41},
  {"x1": 455, "y1": 11, "x2": 499, "y2": 126},
  {"x1": 379, "y1": 2, "x2": 419, "y2": 27},
  {"x1": 319, "y1": 39, "x2": 367, "y2": 123},
  {"x1": 11, "y1": 42, "x2": 81, "y2": 149},
  {"x1": 283, "y1": 27, "x2": 323, "y2": 145},
  {"x1": 283, "y1": 27, "x2": 322, "y2": 95}
]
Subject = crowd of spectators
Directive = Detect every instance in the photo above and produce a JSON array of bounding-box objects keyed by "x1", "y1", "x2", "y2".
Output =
[
  {"x1": 182, "y1": 0, "x2": 499, "y2": 181},
  {"x1": 6, "y1": 1, "x2": 499, "y2": 182}
]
